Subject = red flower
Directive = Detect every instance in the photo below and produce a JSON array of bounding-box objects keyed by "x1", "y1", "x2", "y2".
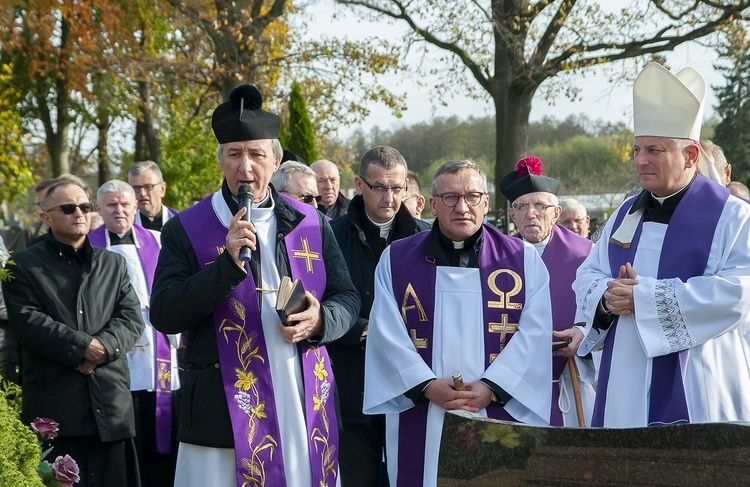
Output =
[
  {"x1": 516, "y1": 156, "x2": 543, "y2": 176},
  {"x1": 31, "y1": 417, "x2": 59, "y2": 440}
]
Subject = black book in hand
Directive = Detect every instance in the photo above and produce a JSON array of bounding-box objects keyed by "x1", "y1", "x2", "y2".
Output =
[{"x1": 276, "y1": 276, "x2": 308, "y2": 326}]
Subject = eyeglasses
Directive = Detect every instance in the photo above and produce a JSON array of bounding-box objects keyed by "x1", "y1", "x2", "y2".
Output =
[
  {"x1": 512, "y1": 202, "x2": 556, "y2": 214},
  {"x1": 433, "y1": 192, "x2": 486, "y2": 207},
  {"x1": 46, "y1": 203, "x2": 96, "y2": 215},
  {"x1": 360, "y1": 177, "x2": 405, "y2": 195},
  {"x1": 282, "y1": 192, "x2": 322, "y2": 204},
  {"x1": 402, "y1": 195, "x2": 418, "y2": 202},
  {"x1": 131, "y1": 182, "x2": 162, "y2": 193}
]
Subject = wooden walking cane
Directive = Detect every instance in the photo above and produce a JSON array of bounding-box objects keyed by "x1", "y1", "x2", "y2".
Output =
[{"x1": 567, "y1": 356, "x2": 586, "y2": 427}]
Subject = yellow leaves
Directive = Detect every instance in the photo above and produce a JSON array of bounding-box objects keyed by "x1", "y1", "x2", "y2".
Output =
[
  {"x1": 313, "y1": 394, "x2": 323, "y2": 411},
  {"x1": 313, "y1": 358, "x2": 328, "y2": 381},
  {"x1": 250, "y1": 402, "x2": 266, "y2": 419},
  {"x1": 234, "y1": 369, "x2": 258, "y2": 391}
]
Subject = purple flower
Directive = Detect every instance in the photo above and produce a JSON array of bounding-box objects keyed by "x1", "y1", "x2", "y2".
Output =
[
  {"x1": 52, "y1": 454, "x2": 80, "y2": 486},
  {"x1": 31, "y1": 417, "x2": 59, "y2": 440}
]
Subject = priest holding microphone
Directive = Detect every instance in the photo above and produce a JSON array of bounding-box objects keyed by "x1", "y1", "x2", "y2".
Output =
[{"x1": 150, "y1": 84, "x2": 359, "y2": 487}]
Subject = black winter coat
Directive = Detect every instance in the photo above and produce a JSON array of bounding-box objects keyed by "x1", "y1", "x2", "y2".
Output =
[
  {"x1": 150, "y1": 184, "x2": 360, "y2": 447},
  {"x1": 3, "y1": 234, "x2": 144, "y2": 441},
  {"x1": 328, "y1": 195, "x2": 431, "y2": 425}
]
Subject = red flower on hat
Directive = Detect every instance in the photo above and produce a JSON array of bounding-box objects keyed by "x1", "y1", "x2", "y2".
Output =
[{"x1": 516, "y1": 156, "x2": 543, "y2": 176}]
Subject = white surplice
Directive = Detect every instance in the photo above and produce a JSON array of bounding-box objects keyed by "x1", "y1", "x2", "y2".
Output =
[
  {"x1": 174, "y1": 191, "x2": 340, "y2": 487},
  {"x1": 364, "y1": 243, "x2": 553, "y2": 487},
  {"x1": 575, "y1": 194, "x2": 750, "y2": 427},
  {"x1": 530, "y1": 236, "x2": 597, "y2": 427},
  {"x1": 106, "y1": 232, "x2": 181, "y2": 392}
]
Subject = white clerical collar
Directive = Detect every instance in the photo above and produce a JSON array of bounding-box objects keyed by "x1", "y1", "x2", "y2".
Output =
[
  {"x1": 527, "y1": 231, "x2": 552, "y2": 255},
  {"x1": 610, "y1": 183, "x2": 690, "y2": 248},
  {"x1": 229, "y1": 189, "x2": 275, "y2": 221},
  {"x1": 452, "y1": 240, "x2": 465, "y2": 249},
  {"x1": 366, "y1": 213, "x2": 395, "y2": 239},
  {"x1": 651, "y1": 185, "x2": 686, "y2": 204}
]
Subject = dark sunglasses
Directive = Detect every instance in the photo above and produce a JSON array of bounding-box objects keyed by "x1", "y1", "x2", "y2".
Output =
[
  {"x1": 46, "y1": 203, "x2": 96, "y2": 215},
  {"x1": 282, "y1": 192, "x2": 323, "y2": 204}
]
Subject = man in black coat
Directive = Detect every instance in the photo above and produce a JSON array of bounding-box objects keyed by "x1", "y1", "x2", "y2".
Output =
[
  {"x1": 150, "y1": 84, "x2": 359, "y2": 487},
  {"x1": 329, "y1": 146, "x2": 431, "y2": 486},
  {"x1": 3, "y1": 180, "x2": 144, "y2": 487}
]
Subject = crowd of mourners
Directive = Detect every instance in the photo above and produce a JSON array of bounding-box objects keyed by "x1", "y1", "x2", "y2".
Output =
[{"x1": 2, "y1": 62, "x2": 750, "y2": 487}]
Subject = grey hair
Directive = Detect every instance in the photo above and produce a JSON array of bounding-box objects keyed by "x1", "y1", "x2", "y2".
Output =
[
  {"x1": 359, "y1": 146, "x2": 407, "y2": 178},
  {"x1": 270, "y1": 161, "x2": 316, "y2": 192},
  {"x1": 97, "y1": 179, "x2": 136, "y2": 203},
  {"x1": 216, "y1": 139, "x2": 284, "y2": 163},
  {"x1": 129, "y1": 160, "x2": 164, "y2": 181},
  {"x1": 559, "y1": 198, "x2": 587, "y2": 215},
  {"x1": 700, "y1": 139, "x2": 728, "y2": 173},
  {"x1": 406, "y1": 169, "x2": 423, "y2": 195},
  {"x1": 431, "y1": 160, "x2": 488, "y2": 194},
  {"x1": 729, "y1": 181, "x2": 750, "y2": 199}
]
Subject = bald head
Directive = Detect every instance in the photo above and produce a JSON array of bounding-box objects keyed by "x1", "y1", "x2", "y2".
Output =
[{"x1": 311, "y1": 159, "x2": 341, "y2": 207}]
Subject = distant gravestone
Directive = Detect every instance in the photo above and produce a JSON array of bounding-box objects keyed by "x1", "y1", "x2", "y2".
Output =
[{"x1": 438, "y1": 411, "x2": 750, "y2": 486}]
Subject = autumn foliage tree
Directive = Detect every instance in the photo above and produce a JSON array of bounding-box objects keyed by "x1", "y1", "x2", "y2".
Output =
[{"x1": 335, "y1": 0, "x2": 750, "y2": 226}]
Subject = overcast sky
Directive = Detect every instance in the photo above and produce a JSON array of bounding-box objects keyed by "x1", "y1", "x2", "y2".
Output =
[{"x1": 303, "y1": 1, "x2": 726, "y2": 135}]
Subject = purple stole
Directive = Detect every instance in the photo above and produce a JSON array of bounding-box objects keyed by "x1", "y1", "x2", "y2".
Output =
[
  {"x1": 389, "y1": 224, "x2": 526, "y2": 487},
  {"x1": 519, "y1": 226, "x2": 591, "y2": 426},
  {"x1": 594, "y1": 176, "x2": 728, "y2": 427},
  {"x1": 89, "y1": 225, "x2": 173, "y2": 453},
  {"x1": 178, "y1": 192, "x2": 338, "y2": 487}
]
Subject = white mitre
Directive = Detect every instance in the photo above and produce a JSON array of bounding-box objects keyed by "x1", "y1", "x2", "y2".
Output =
[
  {"x1": 611, "y1": 63, "x2": 722, "y2": 248},
  {"x1": 633, "y1": 62, "x2": 721, "y2": 183}
]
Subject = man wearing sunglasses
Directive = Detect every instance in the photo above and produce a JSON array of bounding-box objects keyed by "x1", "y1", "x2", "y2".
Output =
[
  {"x1": 2, "y1": 180, "x2": 145, "y2": 486},
  {"x1": 328, "y1": 145, "x2": 430, "y2": 486},
  {"x1": 270, "y1": 161, "x2": 323, "y2": 208},
  {"x1": 364, "y1": 160, "x2": 553, "y2": 487}
]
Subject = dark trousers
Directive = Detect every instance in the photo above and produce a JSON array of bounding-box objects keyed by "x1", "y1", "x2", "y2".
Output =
[
  {"x1": 339, "y1": 415, "x2": 389, "y2": 487},
  {"x1": 50, "y1": 436, "x2": 140, "y2": 487},
  {"x1": 131, "y1": 390, "x2": 180, "y2": 487}
]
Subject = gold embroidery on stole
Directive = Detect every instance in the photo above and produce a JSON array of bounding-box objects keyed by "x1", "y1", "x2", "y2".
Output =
[{"x1": 486, "y1": 269, "x2": 523, "y2": 362}]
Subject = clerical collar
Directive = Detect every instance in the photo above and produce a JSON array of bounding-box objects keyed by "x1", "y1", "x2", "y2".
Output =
[
  {"x1": 109, "y1": 229, "x2": 135, "y2": 246},
  {"x1": 139, "y1": 209, "x2": 163, "y2": 231},
  {"x1": 365, "y1": 213, "x2": 395, "y2": 240},
  {"x1": 426, "y1": 221, "x2": 482, "y2": 268},
  {"x1": 222, "y1": 180, "x2": 273, "y2": 215},
  {"x1": 629, "y1": 175, "x2": 694, "y2": 224},
  {"x1": 528, "y1": 231, "x2": 552, "y2": 255},
  {"x1": 142, "y1": 209, "x2": 162, "y2": 223}
]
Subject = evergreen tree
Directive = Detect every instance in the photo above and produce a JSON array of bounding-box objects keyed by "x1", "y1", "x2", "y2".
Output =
[
  {"x1": 285, "y1": 82, "x2": 318, "y2": 164},
  {"x1": 713, "y1": 28, "x2": 750, "y2": 183}
]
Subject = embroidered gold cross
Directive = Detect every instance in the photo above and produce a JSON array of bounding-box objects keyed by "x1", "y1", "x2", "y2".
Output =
[
  {"x1": 292, "y1": 237, "x2": 321, "y2": 273},
  {"x1": 488, "y1": 313, "x2": 518, "y2": 362},
  {"x1": 157, "y1": 361, "x2": 171, "y2": 390},
  {"x1": 410, "y1": 329, "x2": 427, "y2": 349}
]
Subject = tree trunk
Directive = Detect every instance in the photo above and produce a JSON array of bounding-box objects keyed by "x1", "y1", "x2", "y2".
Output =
[
  {"x1": 134, "y1": 81, "x2": 161, "y2": 163},
  {"x1": 493, "y1": 84, "x2": 533, "y2": 233},
  {"x1": 97, "y1": 116, "x2": 111, "y2": 186}
]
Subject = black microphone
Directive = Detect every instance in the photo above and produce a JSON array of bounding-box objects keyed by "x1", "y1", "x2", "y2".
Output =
[{"x1": 238, "y1": 184, "x2": 253, "y2": 262}]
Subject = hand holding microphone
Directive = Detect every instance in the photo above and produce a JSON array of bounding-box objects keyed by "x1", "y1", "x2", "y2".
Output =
[{"x1": 238, "y1": 184, "x2": 254, "y2": 262}]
